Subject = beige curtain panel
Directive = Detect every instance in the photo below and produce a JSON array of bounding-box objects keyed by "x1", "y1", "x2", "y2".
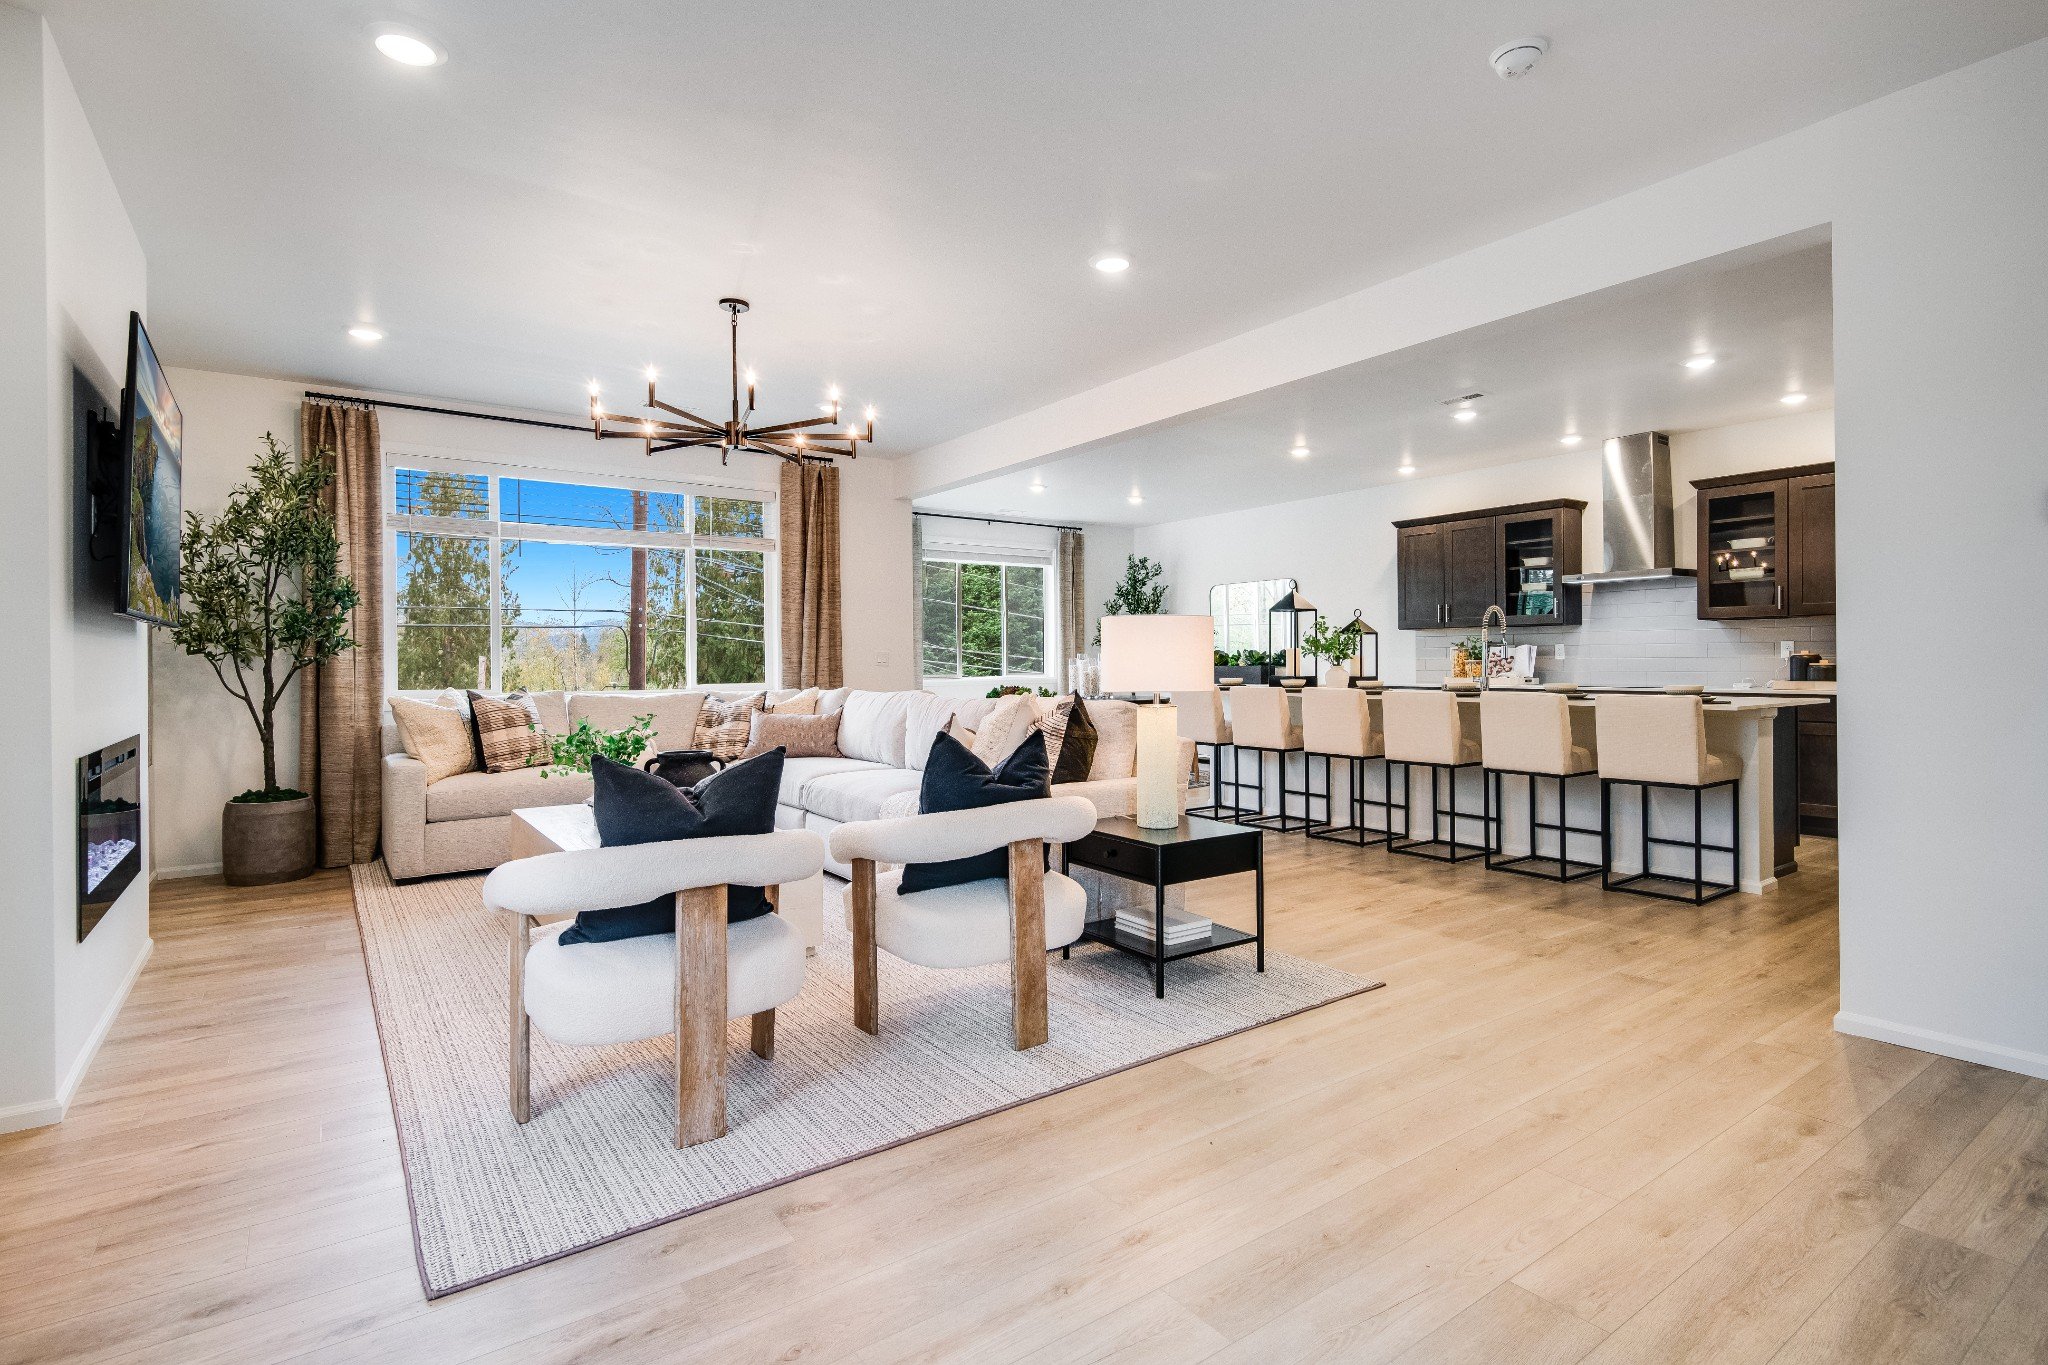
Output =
[
  {"x1": 297, "y1": 399, "x2": 384, "y2": 867},
  {"x1": 778, "y1": 461, "x2": 844, "y2": 689},
  {"x1": 1057, "y1": 528, "x2": 1086, "y2": 672}
]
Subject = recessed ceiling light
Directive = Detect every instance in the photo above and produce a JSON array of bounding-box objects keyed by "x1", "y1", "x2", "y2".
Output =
[
  {"x1": 1559, "y1": 433, "x2": 1582, "y2": 447},
  {"x1": 1126, "y1": 492, "x2": 1143, "y2": 505},
  {"x1": 1684, "y1": 354, "x2": 1717, "y2": 371},
  {"x1": 1780, "y1": 392, "x2": 1808, "y2": 406},
  {"x1": 1453, "y1": 408, "x2": 1478, "y2": 423},
  {"x1": 1029, "y1": 481, "x2": 1045, "y2": 493},
  {"x1": 374, "y1": 27, "x2": 445, "y2": 67},
  {"x1": 1398, "y1": 464, "x2": 1416, "y2": 476},
  {"x1": 1289, "y1": 444, "x2": 1311, "y2": 459},
  {"x1": 1092, "y1": 254, "x2": 1131, "y2": 274},
  {"x1": 347, "y1": 325, "x2": 384, "y2": 343}
]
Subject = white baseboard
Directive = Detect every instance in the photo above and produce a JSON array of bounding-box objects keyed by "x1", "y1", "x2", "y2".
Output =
[
  {"x1": 1834, "y1": 1011, "x2": 2048, "y2": 1081},
  {"x1": 153, "y1": 861, "x2": 222, "y2": 881},
  {"x1": 0, "y1": 938, "x2": 154, "y2": 1136}
]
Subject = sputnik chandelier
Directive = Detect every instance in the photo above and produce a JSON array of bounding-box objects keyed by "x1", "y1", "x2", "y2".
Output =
[{"x1": 587, "y1": 297, "x2": 875, "y2": 465}]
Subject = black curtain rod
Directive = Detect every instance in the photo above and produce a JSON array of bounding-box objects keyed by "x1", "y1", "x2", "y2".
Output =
[
  {"x1": 301, "y1": 390, "x2": 839, "y2": 464},
  {"x1": 914, "y1": 510, "x2": 1083, "y2": 534}
]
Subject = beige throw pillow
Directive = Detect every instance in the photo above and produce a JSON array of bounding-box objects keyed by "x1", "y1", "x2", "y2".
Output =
[
  {"x1": 389, "y1": 696, "x2": 477, "y2": 784},
  {"x1": 472, "y1": 695, "x2": 551, "y2": 773},
  {"x1": 742, "y1": 710, "x2": 842, "y2": 760},
  {"x1": 970, "y1": 695, "x2": 1040, "y2": 766},
  {"x1": 766, "y1": 688, "x2": 820, "y2": 715}
]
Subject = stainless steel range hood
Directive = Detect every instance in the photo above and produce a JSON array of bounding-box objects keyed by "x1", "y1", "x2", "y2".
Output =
[{"x1": 1562, "y1": 431, "x2": 1696, "y2": 585}]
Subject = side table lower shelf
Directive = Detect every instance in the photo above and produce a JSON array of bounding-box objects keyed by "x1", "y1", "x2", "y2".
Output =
[{"x1": 1058, "y1": 814, "x2": 1265, "y2": 999}]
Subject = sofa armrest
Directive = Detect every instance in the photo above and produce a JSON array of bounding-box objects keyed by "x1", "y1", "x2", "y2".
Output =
[
  {"x1": 382, "y1": 752, "x2": 428, "y2": 880},
  {"x1": 1177, "y1": 738, "x2": 1197, "y2": 786}
]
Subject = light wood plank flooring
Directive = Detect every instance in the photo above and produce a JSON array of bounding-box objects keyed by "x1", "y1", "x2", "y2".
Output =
[{"x1": 4, "y1": 834, "x2": 2045, "y2": 1363}]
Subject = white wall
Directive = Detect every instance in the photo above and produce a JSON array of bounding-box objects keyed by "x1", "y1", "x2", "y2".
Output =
[
  {"x1": 0, "y1": 6, "x2": 152, "y2": 1132},
  {"x1": 151, "y1": 366, "x2": 915, "y2": 876},
  {"x1": 1135, "y1": 408, "x2": 1834, "y2": 687}
]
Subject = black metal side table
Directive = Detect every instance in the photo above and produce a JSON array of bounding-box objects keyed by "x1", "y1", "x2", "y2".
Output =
[{"x1": 1059, "y1": 815, "x2": 1264, "y2": 998}]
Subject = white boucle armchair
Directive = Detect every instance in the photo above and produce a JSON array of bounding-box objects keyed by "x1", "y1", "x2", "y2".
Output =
[
  {"x1": 483, "y1": 828, "x2": 828, "y2": 1148},
  {"x1": 826, "y1": 797, "x2": 1098, "y2": 1051}
]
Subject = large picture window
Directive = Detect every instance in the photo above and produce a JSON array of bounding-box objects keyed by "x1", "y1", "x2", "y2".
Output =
[
  {"x1": 921, "y1": 558, "x2": 1051, "y2": 680},
  {"x1": 385, "y1": 458, "x2": 775, "y2": 693}
]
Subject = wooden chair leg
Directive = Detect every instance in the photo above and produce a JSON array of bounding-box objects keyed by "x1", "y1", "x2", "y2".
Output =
[
  {"x1": 1008, "y1": 840, "x2": 1049, "y2": 1050},
  {"x1": 850, "y1": 858, "x2": 879, "y2": 1035},
  {"x1": 674, "y1": 884, "x2": 729, "y2": 1149},
  {"x1": 750, "y1": 1009, "x2": 776, "y2": 1060},
  {"x1": 508, "y1": 914, "x2": 531, "y2": 1123}
]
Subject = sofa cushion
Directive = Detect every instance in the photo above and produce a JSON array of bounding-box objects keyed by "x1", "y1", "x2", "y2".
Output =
[
  {"x1": 425, "y1": 765, "x2": 591, "y2": 822},
  {"x1": 865, "y1": 865, "x2": 1086, "y2": 969},
  {"x1": 903, "y1": 692, "x2": 960, "y2": 772},
  {"x1": 900, "y1": 729, "x2": 1051, "y2": 894},
  {"x1": 568, "y1": 691, "x2": 703, "y2": 759},
  {"x1": 970, "y1": 695, "x2": 1040, "y2": 766},
  {"x1": 559, "y1": 749, "x2": 786, "y2": 943},
  {"x1": 389, "y1": 696, "x2": 478, "y2": 784},
  {"x1": 743, "y1": 710, "x2": 842, "y2": 760},
  {"x1": 693, "y1": 692, "x2": 765, "y2": 761},
  {"x1": 525, "y1": 912, "x2": 806, "y2": 1047},
  {"x1": 838, "y1": 690, "x2": 916, "y2": 766},
  {"x1": 473, "y1": 695, "x2": 551, "y2": 772},
  {"x1": 1087, "y1": 699, "x2": 1139, "y2": 780},
  {"x1": 798, "y1": 766, "x2": 923, "y2": 826},
  {"x1": 777, "y1": 756, "x2": 888, "y2": 808},
  {"x1": 766, "y1": 688, "x2": 820, "y2": 715},
  {"x1": 1043, "y1": 695, "x2": 1100, "y2": 785}
]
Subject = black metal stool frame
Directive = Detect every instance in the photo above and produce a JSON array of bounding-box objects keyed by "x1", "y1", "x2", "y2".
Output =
[
  {"x1": 1483, "y1": 768, "x2": 1603, "y2": 882},
  {"x1": 1233, "y1": 745, "x2": 1316, "y2": 833},
  {"x1": 1386, "y1": 760, "x2": 1498, "y2": 863},
  {"x1": 1187, "y1": 741, "x2": 1256, "y2": 822},
  {"x1": 1306, "y1": 753, "x2": 1406, "y2": 848},
  {"x1": 1600, "y1": 777, "x2": 1741, "y2": 904}
]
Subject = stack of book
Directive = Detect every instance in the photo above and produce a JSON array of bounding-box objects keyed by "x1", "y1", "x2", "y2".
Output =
[{"x1": 1112, "y1": 907, "x2": 1214, "y2": 946}]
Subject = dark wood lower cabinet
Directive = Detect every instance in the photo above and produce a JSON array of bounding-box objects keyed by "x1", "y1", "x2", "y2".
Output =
[{"x1": 1797, "y1": 699, "x2": 1838, "y2": 836}]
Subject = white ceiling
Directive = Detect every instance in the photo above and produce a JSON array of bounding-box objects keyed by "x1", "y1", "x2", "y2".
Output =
[
  {"x1": 919, "y1": 236, "x2": 1835, "y2": 525},
  {"x1": 34, "y1": 2, "x2": 2046, "y2": 456}
]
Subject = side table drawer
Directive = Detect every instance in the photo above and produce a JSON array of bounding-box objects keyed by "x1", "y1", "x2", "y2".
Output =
[{"x1": 1064, "y1": 834, "x2": 1159, "y2": 884}]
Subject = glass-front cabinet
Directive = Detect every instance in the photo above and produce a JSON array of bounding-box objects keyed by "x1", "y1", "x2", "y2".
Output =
[
  {"x1": 1500, "y1": 508, "x2": 1582, "y2": 626},
  {"x1": 1692, "y1": 464, "x2": 1835, "y2": 620}
]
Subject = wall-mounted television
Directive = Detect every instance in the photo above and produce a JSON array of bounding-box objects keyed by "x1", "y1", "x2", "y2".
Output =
[{"x1": 117, "y1": 312, "x2": 182, "y2": 625}]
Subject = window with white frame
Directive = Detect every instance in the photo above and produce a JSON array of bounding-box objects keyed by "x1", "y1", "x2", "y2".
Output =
[
  {"x1": 920, "y1": 556, "x2": 1052, "y2": 680},
  {"x1": 384, "y1": 458, "x2": 776, "y2": 693}
]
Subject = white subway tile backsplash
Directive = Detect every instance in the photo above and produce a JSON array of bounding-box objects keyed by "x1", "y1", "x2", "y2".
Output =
[{"x1": 1413, "y1": 579, "x2": 1835, "y2": 688}]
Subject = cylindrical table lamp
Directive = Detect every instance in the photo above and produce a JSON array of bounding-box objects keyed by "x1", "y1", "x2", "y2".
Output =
[{"x1": 1098, "y1": 615, "x2": 1215, "y2": 828}]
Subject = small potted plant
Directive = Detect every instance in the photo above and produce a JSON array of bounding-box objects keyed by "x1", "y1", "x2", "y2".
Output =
[
  {"x1": 172, "y1": 435, "x2": 359, "y2": 885},
  {"x1": 1214, "y1": 648, "x2": 1282, "y2": 686}
]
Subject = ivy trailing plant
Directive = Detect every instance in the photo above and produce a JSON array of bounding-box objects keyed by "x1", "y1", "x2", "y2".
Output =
[
  {"x1": 546, "y1": 715, "x2": 657, "y2": 777},
  {"x1": 171, "y1": 434, "x2": 359, "y2": 799},
  {"x1": 1095, "y1": 554, "x2": 1168, "y2": 644}
]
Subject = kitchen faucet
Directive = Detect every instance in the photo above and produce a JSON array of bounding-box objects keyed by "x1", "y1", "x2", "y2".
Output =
[{"x1": 1478, "y1": 604, "x2": 1509, "y2": 690}]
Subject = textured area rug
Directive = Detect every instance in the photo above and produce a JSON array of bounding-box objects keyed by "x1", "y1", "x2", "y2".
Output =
[{"x1": 350, "y1": 863, "x2": 1380, "y2": 1297}]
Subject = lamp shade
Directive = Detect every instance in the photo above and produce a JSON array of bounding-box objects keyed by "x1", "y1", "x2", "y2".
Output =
[{"x1": 1098, "y1": 615, "x2": 1215, "y2": 694}]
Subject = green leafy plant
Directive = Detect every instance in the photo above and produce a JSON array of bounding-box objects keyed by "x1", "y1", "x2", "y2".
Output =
[
  {"x1": 546, "y1": 715, "x2": 657, "y2": 777},
  {"x1": 1302, "y1": 616, "x2": 1368, "y2": 666},
  {"x1": 1455, "y1": 634, "x2": 1485, "y2": 663},
  {"x1": 1095, "y1": 554, "x2": 1168, "y2": 643},
  {"x1": 171, "y1": 434, "x2": 359, "y2": 799}
]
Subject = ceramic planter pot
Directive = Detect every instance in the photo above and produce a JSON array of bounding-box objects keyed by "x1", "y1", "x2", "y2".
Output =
[{"x1": 221, "y1": 794, "x2": 317, "y2": 886}]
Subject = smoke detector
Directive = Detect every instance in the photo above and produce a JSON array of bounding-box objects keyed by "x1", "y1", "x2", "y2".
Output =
[{"x1": 1489, "y1": 36, "x2": 1549, "y2": 80}]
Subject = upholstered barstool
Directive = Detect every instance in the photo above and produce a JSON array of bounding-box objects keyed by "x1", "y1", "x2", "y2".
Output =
[
  {"x1": 1301, "y1": 686, "x2": 1402, "y2": 847},
  {"x1": 1382, "y1": 689, "x2": 1495, "y2": 862},
  {"x1": 1230, "y1": 685, "x2": 1311, "y2": 832},
  {"x1": 1594, "y1": 694, "x2": 1743, "y2": 903},
  {"x1": 1480, "y1": 690, "x2": 1601, "y2": 881},
  {"x1": 1177, "y1": 689, "x2": 1250, "y2": 820}
]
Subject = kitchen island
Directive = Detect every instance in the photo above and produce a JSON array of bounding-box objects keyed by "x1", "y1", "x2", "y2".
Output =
[{"x1": 1215, "y1": 685, "x2": 1831, "y2": 894}]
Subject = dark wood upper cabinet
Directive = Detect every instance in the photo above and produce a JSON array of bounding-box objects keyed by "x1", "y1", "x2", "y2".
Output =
[
  {"x1": 1393, "y1": 500, "x2": 1585, "y2": 630},
  {"x1": 1692, "y1": 462, "x2": 1834, "y2": 621}
]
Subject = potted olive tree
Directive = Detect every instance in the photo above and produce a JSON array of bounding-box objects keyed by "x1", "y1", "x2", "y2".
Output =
[{"x1": 172, "y1": 435, "x2": 359, "y2": 885}]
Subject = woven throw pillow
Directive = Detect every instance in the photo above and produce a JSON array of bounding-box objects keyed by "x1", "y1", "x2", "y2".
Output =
[
  {"x1": 388, "y1": 696, "x2": 477, "y2": 784},
  {"x1": 472, "y1": 694, "x2": 550, "y2": 773},
  {"x1": 465, "y1": 689, "x2": 539, "y2": 769},
  {"x1": 1041, "y1": 694, "x2": 1100, "y2": 786},
  {"x1": 742, "y1": 710, "x2": 842, "y2": 760},
  {"x1": 694, "y1": 693, "x2": 764, "y2": 761}
]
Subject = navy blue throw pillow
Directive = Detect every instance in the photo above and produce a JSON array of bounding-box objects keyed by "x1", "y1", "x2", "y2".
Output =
[
  {"x1": 898, "y1": 729, "x2": 1050, "y2": 894},
  {"x1": 556, "y1": 747, "x2": 786, "y2": 945}
]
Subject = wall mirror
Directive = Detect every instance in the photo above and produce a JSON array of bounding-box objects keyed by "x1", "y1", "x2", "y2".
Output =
[{"x1": 1208, "y1": 578, "x2": 1296, "y2": 655}]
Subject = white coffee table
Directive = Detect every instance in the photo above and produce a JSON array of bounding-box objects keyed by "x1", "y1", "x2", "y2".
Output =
[{"x1": 508, "y1": 804, "x2": 825, "y2": 952}]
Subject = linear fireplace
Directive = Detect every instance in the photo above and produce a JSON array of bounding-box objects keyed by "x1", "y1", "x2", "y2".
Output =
[{"x1": 78, "y1": 735, "x2": 142, "y2": 941}]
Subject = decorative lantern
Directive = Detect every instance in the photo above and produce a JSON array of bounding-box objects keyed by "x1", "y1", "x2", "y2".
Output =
[
  {"x1": 1339, "y1": 610, "x2": 1379, "y2": 682},
  {"x1": 1269, "y1": 590, "x2": 1319, "y2": 683}
]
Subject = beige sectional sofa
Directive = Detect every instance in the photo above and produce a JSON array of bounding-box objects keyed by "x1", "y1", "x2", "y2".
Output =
[{"x1": 380, "y1": 687, "x2": 1185, "y2": 881}]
